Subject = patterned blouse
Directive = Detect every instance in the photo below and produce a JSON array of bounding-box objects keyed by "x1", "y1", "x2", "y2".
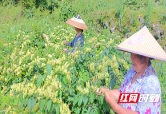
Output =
[
  {"x1": 118, "y1": 63, "x2": 161, "y2": 114},
  {"x1": 66, "y1": 33, "x2": 84, "y2": 54}
]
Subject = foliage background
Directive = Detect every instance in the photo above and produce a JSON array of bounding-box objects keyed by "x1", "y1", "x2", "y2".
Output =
[{"x1": 0, "y1": 0, "x2": 166, "y2": 113}]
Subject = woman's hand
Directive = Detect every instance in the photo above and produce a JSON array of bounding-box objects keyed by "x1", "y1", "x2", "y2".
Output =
[
  {"x1": 105, "y1": 89, "x2": 118, "y2": 111},
  {"x1": 98, "y1": 87, "x2": 107, "y2": 96},
  {"x1": 63, "y1": 48, "x2": 67, "y2": 53},
  {"x1": 63, "y1": 40, "x2": 67, "y2": 45}
]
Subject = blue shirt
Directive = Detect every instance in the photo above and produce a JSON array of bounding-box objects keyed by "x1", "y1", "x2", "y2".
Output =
[
  {"x1": 118, "y1": 63, "x2": 161, "y2": 114},
  {"x1": 67, "y1": 34, "x2": 84, "y2": 54}
]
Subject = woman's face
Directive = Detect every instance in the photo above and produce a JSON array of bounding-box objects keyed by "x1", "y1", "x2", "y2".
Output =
[
  {"x1": 74, "y1": 27, "x2": 81, "y2": 32},
  {"x1": 74, "y1": 27, "x2": 78, "y2": 32},
  {"x1": 130, "y1": 53, "x2": 148, "y2": 72}
]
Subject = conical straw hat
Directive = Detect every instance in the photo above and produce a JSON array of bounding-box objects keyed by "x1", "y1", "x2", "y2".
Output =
[
  {"x1": 116, "y1": 26, "x2": 166, "y2": 61},
  {"x1": 66, "y1": 15, "x2": 88, "y2": 30}
]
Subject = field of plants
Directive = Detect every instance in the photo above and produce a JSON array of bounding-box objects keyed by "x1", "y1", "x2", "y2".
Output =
[
  {"x1": 0, "y1": 19, "x2": 166, "y2": 113},
  {"x1": 0, "y1": 0, "x2": 166, "y2": 114}
]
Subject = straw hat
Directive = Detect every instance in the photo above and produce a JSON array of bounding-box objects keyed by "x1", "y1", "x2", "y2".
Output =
[
  {"x1": 66, "y1": 15, "x2": 88, "y2": 30},
  {"x1": 116, "y1": 26, "x2": 166, "y2": 61}
]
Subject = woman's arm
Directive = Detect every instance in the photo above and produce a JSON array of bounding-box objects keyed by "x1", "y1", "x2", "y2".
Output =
[
  {"x1": 105, "y1": 90, "x2": 138, "y2": 114},
  {"x1": 67, "y1": 39, "x2": 74, "y2": 47},
  {"x1": 67, "y1": 36, "x2": 84, "y2": 54},
  {"x1": 109, "y1": 89, "x2": 120, "y2": 101}
]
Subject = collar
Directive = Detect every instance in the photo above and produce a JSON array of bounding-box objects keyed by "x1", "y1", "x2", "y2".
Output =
[
  {"x1": 75, "y1": 33, "x2": 83, "y2": 38},
  {"x1": 131, "y1": 62, "x2": 155, "y2": 84}
]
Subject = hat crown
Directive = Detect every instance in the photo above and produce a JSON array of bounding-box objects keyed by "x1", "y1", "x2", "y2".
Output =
[
  {"x1": 142, "y1": 26, "x2": 148, "y2": 29},
  {"x1": 75, "y1": 15, "x2": 82, "y2": 19}
]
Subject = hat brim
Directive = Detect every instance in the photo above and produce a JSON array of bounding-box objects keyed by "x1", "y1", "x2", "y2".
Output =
[
  {"x1": 115, "y1": 26, "x2": 166, "y2": 62},
  {"x1": 116, "y1": 46, "x2": 166, "y2": 61},
  {"x1": 66, "y1": 19, "x2": 88, "y2": 30}
]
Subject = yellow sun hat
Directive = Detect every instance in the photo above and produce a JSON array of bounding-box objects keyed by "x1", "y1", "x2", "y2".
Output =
[
  {"x1": 116, "y1": 26, "x2": 166, "y2": 61},
  {"x1": 66, "y1": 15, "x2": 88, "y2": 30}
]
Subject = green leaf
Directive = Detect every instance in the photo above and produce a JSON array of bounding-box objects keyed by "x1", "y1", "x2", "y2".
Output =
[
  {"x1": 77, "y1": 108, "x2": 81, "y2": 114},
  {"x1": 92, "y1": 106, "x2": 99, "y2": 114},
  {"x1": 59, "y1": 90, "x2": 62, "y2": 97},
  {"x1": 101, "y1": 95, "x2": 104, "y2": 105},
  {"x1": 19, "y1": 93, "x2": 23, "y2": 103},
  {"x1": 84, "y1": 97, "x2": 88, "y2": 106},
  {"x1": 63, "y1": 76, "x2": 66, "y2": 85},
  {"x1": 68, "y1": 88, "x2": 74, "y2": 95},
  {"x1": 47, "y1": 64, "x2": 52, "y2": 75},
  {"x1": 82, "y1": 72, "x2": 88, "y2": 82},
  {"x1": 46, "y1": 100, "x2": 52, "y2": 112},
  {"x1": 90, "y1": 93, "x2": 94, "y2": 103},
  {"x1": 72, "y1": 77, "x2": 77, "y2": 84},
  {"x1": 39, "y1": 102, "x2": 43, "y2": 111},
  {"x1": 31, "y1": 99, "x2": 37, "y2": 110},
  {"x1": 78, "y1": 95, "x2": 83, "y2": 106},
  {"x1": 37, "y1": 75, "x2": 42, "y2": 87},
  {"x1": 103, "y1": 99, "x2": 110, "y2": 112},
  {"x1": 28, "y1": 98, "x2": 31, "y2": 110},
  {"x1": 109, "y1": 78, "x2": 116, "y2": 89},
  {"x1": 87, "y1": 107, "x2": 91, "y2": 114},
  {"x1": 97, "y1": 95, "x2": 100, "y2": 102},
  {"x1": 95, "y1": 108, "x2": 99, "y2": 114},
  {"x1": 39, "y1": 99, "x2": 45, "y2": 111},
  {"x1": 68, "y1": 96, "x2": 74, "y2": 101},
  {"x1": 81, "y1": 107, "x2": 85, "y2": 114},
  {"x1": 90, "y1": 109, "x2": 94, "y2": 114},
  {"x1": 23, "y1": 98, "x2": 27, "y2": 106},
  {"x1": 73, "y1": 97, "x2": 78, "y2": 106},
  {"x1": 56, "y1": 105, "x2": 60, "y2": 114}
]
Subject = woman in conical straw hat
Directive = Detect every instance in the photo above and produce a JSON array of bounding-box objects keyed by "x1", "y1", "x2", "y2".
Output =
[
  {"x1": 63, "y1": 15, "x2": 88, "y2": 54},
  {"x1": 98, "y1": 26, "x2": 165, "y2": 114}
]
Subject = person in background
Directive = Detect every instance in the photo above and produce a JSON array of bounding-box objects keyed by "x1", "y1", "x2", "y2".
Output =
[
  {"x1": 63, "y1": 15, "x2": 88, "y2": 54},
  {"x1": 98, "y1": 26, "x2": 166, "y2": 114}
]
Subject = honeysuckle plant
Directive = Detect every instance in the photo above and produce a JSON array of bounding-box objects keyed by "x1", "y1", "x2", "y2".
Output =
[{"x1": 0, "y1": 27, "x2": 136, "y2": 114}]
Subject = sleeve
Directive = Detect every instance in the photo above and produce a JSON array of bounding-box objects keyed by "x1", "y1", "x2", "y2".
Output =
[
  {"x1": 67, "y1": 39, "x2": 74, "y2": 47},
  {"x1": 67, "y1": 36, "x2": 84, "y2": 54},
  {"x1": 135, "y1": 75, "x2": 161, "y2": 114}
]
